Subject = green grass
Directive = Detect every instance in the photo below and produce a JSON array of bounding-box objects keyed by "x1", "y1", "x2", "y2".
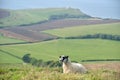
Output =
[
  {"x1": 0, "y1": 8, "x2": 87, "y2": 27},
  {"x1": 0, "y1": 63, "x2": 119, "y2": 80},
  {"x1": 0, "y1": 34, "x2": 26, "y2": 44},
  {"x1": 43, "y1": 23, "x2": 120, "y2": 37},
  {"x1": 0, "y1": 51, "x2": 22, "y2": 63},
  {"x1": 0, "y1": 39, "x2": 120, "y2": 63}
]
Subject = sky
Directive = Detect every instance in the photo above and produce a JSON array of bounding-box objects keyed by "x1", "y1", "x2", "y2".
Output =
[{"x1": 0, "y1": 0, "x2": 120, "y2": 19}]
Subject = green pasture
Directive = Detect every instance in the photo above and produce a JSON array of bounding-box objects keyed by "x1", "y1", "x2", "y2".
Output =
[
  {"x1": 0, "y1": 51, "x2": 22, "y2": 63},
  {"x1": 0, "y1": 8, "x2": 86, "y2": 27},
  {"x1": 43, "y1": 23, "x2": 120, "y2": 37},
  {"x1": 0, "y1": 39, "x2": 120, "y2": 63}
]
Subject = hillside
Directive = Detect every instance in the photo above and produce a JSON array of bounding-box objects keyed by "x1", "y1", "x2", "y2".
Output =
[{"x1": 0, "y1": 8, "x2": 91, "y2": 27}]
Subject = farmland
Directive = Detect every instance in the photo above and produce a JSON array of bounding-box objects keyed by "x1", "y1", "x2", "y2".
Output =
[
  {"x1": 43, "y1": 22, "x2": 120, "y2": 37},
  {"x1": 0, "y1": 33, "x2": 26, "y2": 45},
  {"x1": 0, "y1": 19, "x2": 120, "y2": 63},
  {"x1": 0, "y1": 39, "x2": 120, "y2": 63},
  {"x1": 0, "y1": 19, "x2": 120, "y2": 43}
]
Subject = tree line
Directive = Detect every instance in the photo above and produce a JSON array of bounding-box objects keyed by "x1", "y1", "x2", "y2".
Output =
[
  {"x1": 64, "y1": 34, "x2": 120, "y2": 41},
  {"x1": 49, "y1": 14, "x2": 91, "y2": 20},
  {"x1": 22, "y1": 54, "x2": 61, "y2": 67}
]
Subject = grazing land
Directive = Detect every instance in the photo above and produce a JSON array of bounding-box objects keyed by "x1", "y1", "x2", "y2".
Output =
[
  {"x1": 0, "y1": 39, "x2": 120, "y2": 63},
  {"x1": 43, "y1": 23, "x2": 120, "y2": 37}
]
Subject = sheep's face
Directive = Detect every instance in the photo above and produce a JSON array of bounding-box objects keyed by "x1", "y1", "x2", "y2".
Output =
[{"x1": 59, "y1": 55, "x2": 69, "y2": 63}]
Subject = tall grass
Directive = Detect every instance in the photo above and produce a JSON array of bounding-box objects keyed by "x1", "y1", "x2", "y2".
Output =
[{"x1": 0, "y1": 63, "x2": 119, "y2": 80}]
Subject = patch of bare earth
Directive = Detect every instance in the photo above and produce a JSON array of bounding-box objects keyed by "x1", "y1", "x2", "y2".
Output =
[{"x1": 0, "y1": 29, "x2": 36, "y2": 42}]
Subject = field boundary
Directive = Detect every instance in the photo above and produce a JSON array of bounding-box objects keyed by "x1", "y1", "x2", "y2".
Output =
[{"x1": 81, "y1": 59, "x2": 120, "y2": 62}]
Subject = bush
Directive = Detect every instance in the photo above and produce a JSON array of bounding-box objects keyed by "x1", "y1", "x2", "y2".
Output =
[
  {"x1": 65, "y1": 34, "x2": 120, "y2": 41},
  {"x1": 49, "y1": 14, "x2": 91, "y2": 20},
  {"x1": 22, "y1": 54, "x2": 31, "y2": 63},
  {"x1": 22, "y1": 54, "x2": 61, "y2": 67}
]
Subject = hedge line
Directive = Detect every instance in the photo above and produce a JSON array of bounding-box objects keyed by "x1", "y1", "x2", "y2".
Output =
[
  {"x1": 49, "y1": 14, "x2": 91, "y2": 20},
  {"x1": 64, "y1": 34, "x2": 120, "y2": 41},
  {"x1": 22, "y1": 54, "x2": 61, "y2": 67},
  {"x1": 81, "y1": 59, "x2": 120, "y2": 62}
]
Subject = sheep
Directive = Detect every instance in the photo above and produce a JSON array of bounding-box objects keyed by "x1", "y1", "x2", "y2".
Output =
[{"x1": 59, "y1": 55, "x2": 87, "y2": 74}]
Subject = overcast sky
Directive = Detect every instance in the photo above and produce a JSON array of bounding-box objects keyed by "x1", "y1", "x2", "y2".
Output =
[{"x1": 0, "y1": 0, "x2": 120, "y2": 19}]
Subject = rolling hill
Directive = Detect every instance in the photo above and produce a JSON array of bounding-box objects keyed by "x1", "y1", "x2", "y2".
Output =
[
  {"x1": 0, "y1": 7, "x2": 119, "y2": 80},
  {"x1": 0, "y1": 8, "x2": 120, "y2": 64},
  {"x1": 0, "y1": 8, "x2": 91, "y2": 28},
  {"x1": 0, "y1": 22, "x2": 120, "y2": 63}
]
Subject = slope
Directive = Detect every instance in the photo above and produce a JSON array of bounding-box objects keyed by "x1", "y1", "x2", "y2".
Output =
[{"x1": 0, "y1": 8, "x2": 91, "y2": 28}]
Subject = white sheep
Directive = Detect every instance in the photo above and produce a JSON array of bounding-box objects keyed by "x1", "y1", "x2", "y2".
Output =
[{"x1": 59, "y1": 55, "x2": 87, "y2": 74}]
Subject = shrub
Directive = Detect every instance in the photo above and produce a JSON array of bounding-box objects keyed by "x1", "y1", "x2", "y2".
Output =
[{"x1": 22, "y1": 54, "x2": 61, "y2": 67}]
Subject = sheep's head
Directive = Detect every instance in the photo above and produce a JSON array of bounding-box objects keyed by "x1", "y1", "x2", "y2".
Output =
[{"x1": 59, "y1": 55, "x2": 69, "y2": 63}]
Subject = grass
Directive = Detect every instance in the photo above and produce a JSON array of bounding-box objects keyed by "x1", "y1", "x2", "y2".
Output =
[
  {"x1": 0, "y1": 51, "x2": 22, "y2": 63},
  {"x1": 43, "y1": 23, "x2": 120, "y2": 37},
  {"x1": 0, "y1": 8, "x2": 87, "y2": 27},
  {"x1": 0, "y1": 39, "x2": 120, "y2": 63},
  {"x1": 0, "y1": 63, "x2": 119, "y2": 80}
]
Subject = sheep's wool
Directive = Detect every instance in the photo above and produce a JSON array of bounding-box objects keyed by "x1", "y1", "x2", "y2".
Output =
[{"x1": 63, "y1": 61, "x2": 87, "y2": 73}]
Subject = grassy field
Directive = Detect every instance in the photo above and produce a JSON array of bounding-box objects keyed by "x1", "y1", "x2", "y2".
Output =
[
  {"x1": 0, "y1": 8, "x2": 88, "y2": 27},
  {"x1": 43, "y1": 23, "x2": 120, "y2": 37},
  {"x1": 0, "y1": 63, "x2": 120, "y2": 80},
  {"x1": 0, "y1": 39, "x2": 120, "y2": 63},
  {"x1": 0, "y1": 22, "x2": 120, "y2": 63}
]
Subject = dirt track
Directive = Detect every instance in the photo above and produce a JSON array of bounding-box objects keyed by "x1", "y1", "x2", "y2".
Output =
[{"x1": 0, "y1": 19, "x2": 120, "y2": 42}]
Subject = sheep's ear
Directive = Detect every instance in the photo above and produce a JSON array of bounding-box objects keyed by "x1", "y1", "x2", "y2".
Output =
[{"x1": 66, "y1": 56, "x2": 69, "y2": 58}]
